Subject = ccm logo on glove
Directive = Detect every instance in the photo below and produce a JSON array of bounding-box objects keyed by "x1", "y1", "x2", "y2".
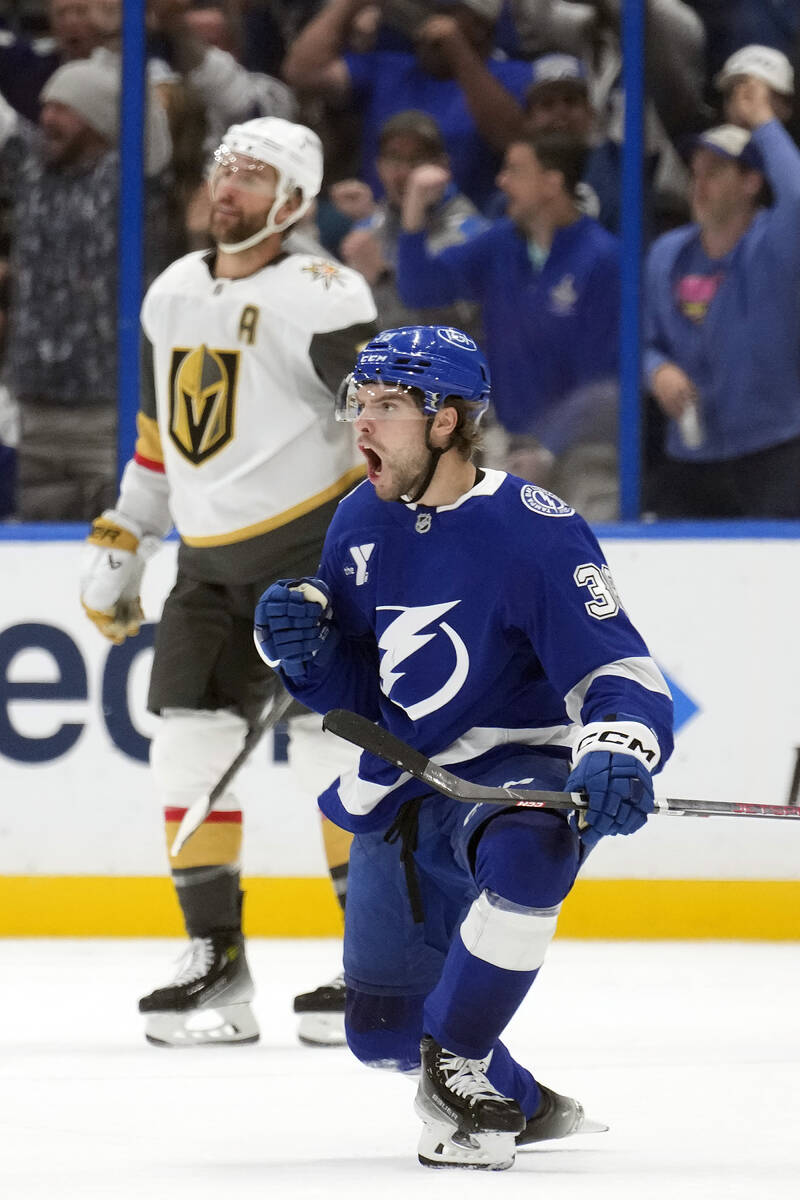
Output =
[
  {"x1": 567, "y1": 720, "x2": 660, "y2": 849},
  {"x1": 573, "y1": 721, "x2": 660, "y2": 769}
]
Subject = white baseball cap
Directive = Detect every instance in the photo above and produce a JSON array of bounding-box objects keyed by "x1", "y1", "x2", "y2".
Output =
[
  {"x1": 527, "y1": 54, "x2": 589, "y2": 97},
  {"x1": 686, "y1": 124, "x2": 762, "y2": 169},
  {"x1": 714, "y1": 44, "x2": 794, "y2": 96}
]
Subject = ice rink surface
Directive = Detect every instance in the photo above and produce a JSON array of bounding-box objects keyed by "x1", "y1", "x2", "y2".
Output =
[{"x1": 2, "y1": 937, "x2": 799, "y2": 1199}]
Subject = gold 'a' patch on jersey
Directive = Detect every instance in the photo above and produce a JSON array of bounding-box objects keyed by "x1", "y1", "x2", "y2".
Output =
[{"x1": 168, "y1": 345, "x2": 239, "y2": 465}]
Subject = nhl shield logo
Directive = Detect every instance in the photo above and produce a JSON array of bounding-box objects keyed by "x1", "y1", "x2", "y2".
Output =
[
  {"x1": 415, "y1": 513, "x2": 432, "y2": 534},
  {"x1": 168, "y1": 345, "x2": 239, "y2": 464}
]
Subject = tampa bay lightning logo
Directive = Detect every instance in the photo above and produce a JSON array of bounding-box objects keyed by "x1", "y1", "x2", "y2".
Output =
[
  {"x1": 437, "y1": 327, "x2": 478, "y2": 351},
  {"x1": 520, "y1": 484, "x2": 574, "y2": 517},
  {"x1": 376, "y1": 601, "x2": 469, "y2": 720}
]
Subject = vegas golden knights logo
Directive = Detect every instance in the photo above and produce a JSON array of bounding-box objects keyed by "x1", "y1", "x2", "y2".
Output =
[{"x1": 168, "y1": 345, "x2": 239, "y2": 464}]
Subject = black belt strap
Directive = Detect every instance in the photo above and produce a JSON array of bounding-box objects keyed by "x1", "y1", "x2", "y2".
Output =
[{"x1": 383, "y1": 796, "x2": 425, "y2": 924}]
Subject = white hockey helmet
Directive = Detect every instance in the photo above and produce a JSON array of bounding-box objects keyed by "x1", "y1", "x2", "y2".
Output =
[{"x1": 211, "y1": 117, "x2": 324, "y2": 253}]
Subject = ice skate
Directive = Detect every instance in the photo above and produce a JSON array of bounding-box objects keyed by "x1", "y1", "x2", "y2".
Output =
[
  {"x1": 517, "y1": 1082, "x2": 609, "y2": 1148},
  {"x1": 414, "y1": 1034, "x2": 525, "y2": 1170},
  {"x1": 293, "y1": 971, "x2": 346, "y2": 1046},
  {"x1": 138, "y1": 933, "x2": 259, "y2": 1047}
]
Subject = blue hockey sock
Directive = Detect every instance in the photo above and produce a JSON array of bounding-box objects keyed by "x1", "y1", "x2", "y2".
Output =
[
  {"x1": 346, "y1": 989, "x2": 425, "y2": 1072},
  {"x1": 485, "y1": 1040, "x2": 541, "y2": 1118},
  {"x1": 423, "y1": 931, "x2": 538, "y2": 1060}
]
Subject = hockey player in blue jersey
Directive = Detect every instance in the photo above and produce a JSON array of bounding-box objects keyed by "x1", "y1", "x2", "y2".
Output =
[{"x1": 254, "y1": 325, "x2": 674, "y2": 1171}]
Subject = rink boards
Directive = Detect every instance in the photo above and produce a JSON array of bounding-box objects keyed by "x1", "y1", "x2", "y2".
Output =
[{"x1": 1, "y1": 524, "x2": 800, "y2": 938}]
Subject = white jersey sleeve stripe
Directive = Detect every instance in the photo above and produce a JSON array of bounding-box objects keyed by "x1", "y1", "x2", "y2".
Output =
[{"x1": 564, "y1": 656, "x2": 672, "y2": 724}]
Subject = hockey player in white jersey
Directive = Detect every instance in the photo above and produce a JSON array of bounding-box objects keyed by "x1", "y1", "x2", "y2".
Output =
[
  {"x1": 254, "y1": 325, "x2": 674, "y2": 1169},
  {"x1": 80, "y1": 117, "x2": 377, "y2": 1047}
]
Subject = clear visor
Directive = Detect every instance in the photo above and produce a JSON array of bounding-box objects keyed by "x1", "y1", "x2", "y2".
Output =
[
  {"x1": 335, "y1": 376, "x2": 427, "y2": 422},
  {"x1": 209, "y1": 146, "x2": 277, "y2": 198}
]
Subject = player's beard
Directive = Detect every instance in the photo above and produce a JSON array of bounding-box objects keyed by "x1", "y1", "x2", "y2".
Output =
[
  {"x1": 209, "y1": 204, "x2": 266, "y2": 247},
  {"x1": 372, "y1": 445, "x2": 435, "y2": 503}
]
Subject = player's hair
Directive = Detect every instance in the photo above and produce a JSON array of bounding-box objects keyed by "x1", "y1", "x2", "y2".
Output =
[
  {"x1": 405, "y1": 388, "x2": 483, "y2": 459},
  {"x1": 514, "y1": 131, "x2": 589, "y2": 197},
  {"x1": 447, "y1": 396, "x2": 485, "y2": 458}
]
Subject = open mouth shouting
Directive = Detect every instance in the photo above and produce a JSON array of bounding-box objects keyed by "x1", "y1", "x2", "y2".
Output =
[{"x1": 359, "y1": 444, "x2": 383, "y2": 482}]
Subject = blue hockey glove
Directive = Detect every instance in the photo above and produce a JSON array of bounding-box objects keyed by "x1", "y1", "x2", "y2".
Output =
[
  {"x1": 567, "y1": 721, "x2": 659, "y2": 850},
  {"x1": 254, "y1": 577, "x2": 339, "y2": 679}
]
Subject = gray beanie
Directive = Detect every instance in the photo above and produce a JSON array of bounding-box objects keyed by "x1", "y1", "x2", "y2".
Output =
[{"x1": 40, "y1": 60, "x2": 120, "y2": 143}]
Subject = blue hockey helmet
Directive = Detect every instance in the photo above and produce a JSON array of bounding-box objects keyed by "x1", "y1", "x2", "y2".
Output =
[{"x1": 337, "y1": 325, "x2": 491, "y2": 421}]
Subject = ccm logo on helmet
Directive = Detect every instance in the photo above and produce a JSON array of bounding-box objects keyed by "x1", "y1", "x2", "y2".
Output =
[
  {"x1": 437, "y1": 328, "x2": 477, "y2": 351},
  {"x1": 575, "y1": 728, "x2": 658, "y2": 765},
  {"x1": 360, "y1": 353, "x2": 389, "y2": 363}
]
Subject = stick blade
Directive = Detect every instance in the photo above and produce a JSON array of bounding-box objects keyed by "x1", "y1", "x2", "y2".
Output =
[
  {"x1": 322, "y1": 710, "x2": 580, "y2": 808},
  {"x1": 323, "y1": 709, "x2": 432, "y2": 781},
  {"x1": 170, "y1": 795, "x2": 213, "y2": 857}
]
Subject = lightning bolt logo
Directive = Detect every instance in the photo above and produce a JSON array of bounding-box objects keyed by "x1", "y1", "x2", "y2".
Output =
[{"x1": 377, "y1": 602, "x2": 470, "y2": 721}]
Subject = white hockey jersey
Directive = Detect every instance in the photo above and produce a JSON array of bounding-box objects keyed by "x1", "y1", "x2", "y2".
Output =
[{"x1": 137, "y1": 250, "x2": 377, "y2": 546}]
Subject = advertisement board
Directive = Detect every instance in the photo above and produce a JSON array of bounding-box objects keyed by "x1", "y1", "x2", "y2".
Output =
[{"x1": 2, "y1": 531, "x2": 799, "y2": 936}]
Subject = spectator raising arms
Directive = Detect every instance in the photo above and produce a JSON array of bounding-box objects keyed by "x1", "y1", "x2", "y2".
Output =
[
  {"x1": 0, "y1": 0, "x2": 104, "y2": 121},
  {"x1": 643, "y1": 74, "x2": 800, "y2": 518},
  {"x1": 715, "y1": 43, "x2": 794, "y2": 127},
  {"x1": 337, "y1": 108, "x2": 487, "y2": 337},
  {"x1": 282, "y1": 0, "x2": 535, "y2": 212},
  {"x1": 0, "y1": 60, "x2": 171, "y2": 521}
]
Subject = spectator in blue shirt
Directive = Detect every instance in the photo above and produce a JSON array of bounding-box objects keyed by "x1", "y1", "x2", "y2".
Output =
[
  {"x1": 643, "y1": 77, "x2": 800, "y2": 518},
  {"x1": 523, "y1": 54, "x2": 623, "y2": 233},
  {"x1": 282, "y1": 0, "x2": 534, "y2": 212},
  {"x1": 395, "y1": 131, "x2": 621, "y2": 520},
  {"x1": 336, "y1": 109, "x2": 487, "y2": 338}
]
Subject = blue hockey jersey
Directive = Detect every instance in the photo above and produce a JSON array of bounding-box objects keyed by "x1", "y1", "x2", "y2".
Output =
[{"x1": 279, "y1": 470, "x2": 673, "y2": 833}]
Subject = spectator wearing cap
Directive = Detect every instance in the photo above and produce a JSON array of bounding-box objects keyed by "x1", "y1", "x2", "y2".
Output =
[
  {"x1": 336, "y1": 109, "x2": 487, "y2": 336},
  {"x1": 714, "y1": 43, "x2": 794, "y2": 127},
  {"x1": 518, "y1": 4, "x2": 709, "y2": 231},
  {"x1": 643, "y1": 77, "x2": 800, "y2": 518},
  {"x1": 143, "y1": 1, "x2": 298, "y2": 156},
  {"x1": 396, "y1": 130, "x2": 621, "y2": 520},
  {"x1": 282, "y1": 0, "x2": 536, "y2": 212},
  {"x1": 523, "y1": 53, "x2": 615, "y2": 231},
  {"x1": 522, "y1": 52, "x2": 683, "y2": 238},
  {"x1": 0, "y1": 60, "x2": 171, "y2": 521}
]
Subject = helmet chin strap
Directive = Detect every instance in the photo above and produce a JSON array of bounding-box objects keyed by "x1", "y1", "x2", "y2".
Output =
[
  {"x1": 216, "y1": 192, "x2": 309, "y2": 254},
  {"x1": 400, "y1": 420, "x2": 446, "y2": 505}
]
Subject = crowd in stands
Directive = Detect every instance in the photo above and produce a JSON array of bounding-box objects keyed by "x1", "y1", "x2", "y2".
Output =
[{"x1": 1, "y1": 0, "x2": 800, "y2": 522}]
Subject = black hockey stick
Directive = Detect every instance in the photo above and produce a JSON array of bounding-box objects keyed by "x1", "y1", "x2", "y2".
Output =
[
  {"x1": 171, "y1": 687, "x2": 294, "y2": 855},
  {"x1": 322, "y1": 709, "x2": 800, "y2": 822}
]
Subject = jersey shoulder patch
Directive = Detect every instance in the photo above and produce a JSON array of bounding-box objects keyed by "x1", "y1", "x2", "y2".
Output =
[
  {"x1": 285, "y1": 254, "x2": 377, "y2": 330},
  {"x1": 298, "y1": 257, "x2": 347, "y2": 290},
  {"x1": 519, "y1": 483, "x2": 575, "y2": 518}
]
